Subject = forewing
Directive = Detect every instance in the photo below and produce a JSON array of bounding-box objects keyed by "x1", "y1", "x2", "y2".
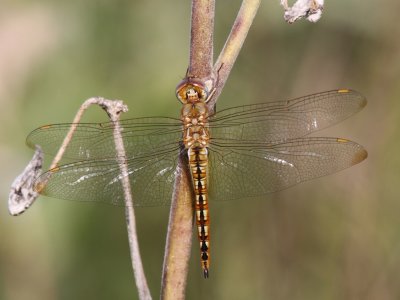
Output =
[
  {"x1": 210, "y1": 90, "x2": 366, "y2": 142},
  {"x1": 208, "y1": 137, "x2": 367, "y2": 201},
  {"x1": 27, "y1": 117, "x2": 182, "y2": 161}
]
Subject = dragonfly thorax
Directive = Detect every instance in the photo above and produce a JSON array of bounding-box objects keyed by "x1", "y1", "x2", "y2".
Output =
[
  {"x1": 181, "y1": 102, "x2": 210, "y2": 149},
  {"x1": 176, "y1": 80, "x2": 211, "y2": 149}
]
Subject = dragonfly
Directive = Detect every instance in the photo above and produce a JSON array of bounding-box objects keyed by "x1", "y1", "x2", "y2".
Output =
[{"x1": 26, "y1": 80, "x2": 367, "y2": 278}]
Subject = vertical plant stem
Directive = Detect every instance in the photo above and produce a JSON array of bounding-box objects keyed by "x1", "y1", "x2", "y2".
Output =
[
  {"x1": 188, "y1": 0, "x2": 215, "y2": 79},
  {"x1": 161, "y1": 1, "x2": 215, "y2": 299},
  {"x1": 161, "y1": 0, "x2": 260, "y2": 298},
  {"x1": 160, "y1": 158, "x2": 194, "y2": 300}
]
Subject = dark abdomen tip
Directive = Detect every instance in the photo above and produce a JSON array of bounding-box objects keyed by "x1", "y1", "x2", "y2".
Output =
[{"x1": 203, "y1": 268, "x2": 209, "y2": 279}]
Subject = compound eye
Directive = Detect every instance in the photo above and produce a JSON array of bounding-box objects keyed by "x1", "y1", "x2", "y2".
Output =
[
  {"x1": 199, "y1": 88, "x2": 208, "y2": 102},
  {"x1": 176, "y1": 87, "x2": 187, "y2": 104}
]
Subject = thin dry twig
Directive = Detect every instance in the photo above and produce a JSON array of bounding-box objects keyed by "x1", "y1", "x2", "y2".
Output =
[
  {"x1": 210, "y1": 0, "x2": 261, "y2": 110},
  {"x1": 105, "y1": 100, "x2": 152, "y2": 300},
  {"x1": 9, "y1": 97, "x2": 152, "y2": 300}
]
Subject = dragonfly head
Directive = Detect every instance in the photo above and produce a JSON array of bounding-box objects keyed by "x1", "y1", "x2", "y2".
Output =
[{"x1": 176, "y1": 79, "x2": 210, "y2": 104}]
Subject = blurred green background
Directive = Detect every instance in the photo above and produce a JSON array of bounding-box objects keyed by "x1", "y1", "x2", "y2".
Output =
[{"x1": 1, "y1": 1, "x2": 399, "y2": 299}]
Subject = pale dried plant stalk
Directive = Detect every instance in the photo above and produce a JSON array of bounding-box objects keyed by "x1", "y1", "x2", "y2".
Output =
[
  {"x1": 210, "y1": 0, "x2": 261, "y2": 110},
  {"x1": 106, "y1": 100, "x2": 152, "y2": 300},
  {"x1": 9, "y1": 97, "x2": 152, "y2": 300}
]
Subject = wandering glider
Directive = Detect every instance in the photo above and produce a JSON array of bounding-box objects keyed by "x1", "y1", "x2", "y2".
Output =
[{"x1": 26, "y1": 80, "x2": 367, "y2": 278}]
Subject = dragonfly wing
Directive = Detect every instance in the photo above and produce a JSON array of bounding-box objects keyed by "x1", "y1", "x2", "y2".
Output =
[
  {"x1": 210, "y1": 90, "x2": 366, "y2": 142},
  {"x1": 27, "y1": 117, "x2": 182, "y2": 161},
  {"x1": 208, "y1": 137, "x2": 367, "y2": 202},
  {"x1": 37, "y1": 148, "x2": 181, "y2": 206}
]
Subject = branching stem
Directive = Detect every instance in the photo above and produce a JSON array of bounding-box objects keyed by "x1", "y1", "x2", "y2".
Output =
[{"x1": 210, "y1": 0, "x2": 261, "y2": 110}]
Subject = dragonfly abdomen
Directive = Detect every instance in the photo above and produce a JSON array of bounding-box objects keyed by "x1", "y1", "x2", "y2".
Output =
[{"x1": 188, "y1": 147, "x2": 210, "y2": 278}]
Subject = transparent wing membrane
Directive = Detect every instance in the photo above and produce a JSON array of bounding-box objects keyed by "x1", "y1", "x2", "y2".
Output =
[
  {"x1": 39, "y1": 148, "x2": 181, "y2": 206},
  {"x1": 209, "y1": 137, "x2": 367, "y2": 202},
  {"x1": 29, "y1": 89, "x2": 367, "y2": 206},
  {"x1": 210, "y1": 89, "x2": 366, "y2": 142},
  {"x1": 27, "y1": 117, "x2": 182, "y2": 161}
]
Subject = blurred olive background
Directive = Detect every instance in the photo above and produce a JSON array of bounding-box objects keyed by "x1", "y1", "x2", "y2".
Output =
[{"x1": 1, "y1": 1, "x2": 399, "y2": 299}]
